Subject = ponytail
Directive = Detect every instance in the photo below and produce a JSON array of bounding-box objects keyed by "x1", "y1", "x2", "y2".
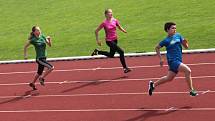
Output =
[{"x1": 28, "y1": 26, "x2": 37, "y2": 40}]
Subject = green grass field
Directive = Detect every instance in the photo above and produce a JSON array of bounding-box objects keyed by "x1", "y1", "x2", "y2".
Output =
[{"x1": 0, "y1": 0, "x2": 215, "y2": 60}]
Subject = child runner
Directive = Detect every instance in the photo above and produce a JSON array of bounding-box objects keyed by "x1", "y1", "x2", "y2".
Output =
[
  {"x1": 91, "y1": 8, "x2": 131, "y2": 73},
  {"x1": 24, "y1": 26, "x2": 54, "y2": 90},
  {"x1": 148, "y1": 22, "x2": 198, "y2": 96}
]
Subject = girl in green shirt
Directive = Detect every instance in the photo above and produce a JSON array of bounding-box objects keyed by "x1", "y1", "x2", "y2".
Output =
[{"x1": 24, "y1": 26, "x2": 54, "y2": 90}]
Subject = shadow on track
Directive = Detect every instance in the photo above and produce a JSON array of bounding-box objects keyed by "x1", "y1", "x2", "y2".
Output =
[
  {"x1": 61, "y1": 76, "x2": 128, "y2": 93},
  {"x1": 124, "y1": 106, "x2": 192, "y2": 121},
  {"x1": 0, "y1": 90, "x2": 39, "y2": 105}
]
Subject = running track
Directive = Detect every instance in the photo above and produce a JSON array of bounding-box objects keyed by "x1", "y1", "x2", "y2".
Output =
[{"x1": 0, "y1": 53, "x2": 214, "y2": 121}]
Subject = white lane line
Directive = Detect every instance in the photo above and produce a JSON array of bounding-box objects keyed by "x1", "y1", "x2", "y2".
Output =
[
  {"x1": 0, "y1": 62, "x2": 215, "y2": 75},
  {"x1": 201, "y1": 90, "x2": 211, "y2": 94},
  {"x1": 0, "y1": 108, "x2": 215, "y2": 113},
  {"x1": 22, "y1": 94, "x2": 32, "y2": 99},
  {"x1": 0, "y1": 75, "x2": 215, "y2": 86},
  {"x1": 59, "y1": 81, "x2": 68, "y2": 84},
  {"x1": 165, "y1": 107, "x2": 176, "y2": 112},
  {"x1": 0, "y1": 71, "x2": 36, "y2": 75},
  {"x1": 0, "y1": 90, "x2": 213, "y2": 99}
]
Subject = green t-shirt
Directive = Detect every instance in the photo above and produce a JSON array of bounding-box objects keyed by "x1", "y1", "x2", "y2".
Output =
[{"x1": 30, "y1": 34, "x2": 47, "y2": 59}]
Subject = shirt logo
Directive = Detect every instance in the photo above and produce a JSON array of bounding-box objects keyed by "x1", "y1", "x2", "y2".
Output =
[{"x1": 170, "y1": 38, "x2": 180, "y2": 45}]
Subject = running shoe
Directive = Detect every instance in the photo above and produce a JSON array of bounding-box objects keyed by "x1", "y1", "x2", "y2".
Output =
[
  {"x1": 124, "y1": 68, "x2": 131, "y2": 73},
  {"x1": 148, "y1": 80, "x2": 155, "y2": 96},
  {"x1": 190, "y1": 90, "x2": 198, "y2": 96},
  {"x1": 29, "y1": 83, "x2": 37, "y2": 90},
  {"x1": 39, "y1": 77, "x2": 45, "y2": 86},
  {"x1": 91, "y1": 49, "x2": 98, "y2": 56}
]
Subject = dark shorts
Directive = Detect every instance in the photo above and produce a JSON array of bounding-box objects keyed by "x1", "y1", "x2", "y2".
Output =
[
  {"x1": 168, "y1": 60, "x2": 182, "y2": 74},
  {"x1": 36, "y1": 57, "x2": 53, "y2": 75}
]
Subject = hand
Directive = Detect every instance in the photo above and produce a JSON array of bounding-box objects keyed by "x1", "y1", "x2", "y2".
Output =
[
  {"x1": 97, "y1": 40, "x2": 102, "y2": 46},
  {"x1": 46, "y1": 36, "x2": 51, "y2": 41},
  {"x1": 183, "y1": 39, "x2": 188, "y2": 43},
  {"x1": 182, "y1": 39, "x2": 189, "y2": 49},
  {"x1": 46, "y1": 36, "x2": 52, "y2": 47}
]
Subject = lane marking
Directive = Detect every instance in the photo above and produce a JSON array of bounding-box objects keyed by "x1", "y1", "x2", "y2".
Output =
[
  {"x1": 59, "y1": 81, "x2": 68, "y2": 84},
  {"x1": 165, "y1": 107, "x2": 176, "y2": 112},
  {"x1": 22, "y1": 94, "x2": 32, "y2": 99},
  {"x1": 0, "y1": 90, "x2": 214, "y2": 99},
  {"x1": 201, "y1": 90, "x2": 211, "y2": 94},
  {"x1": 0, "y1": 62, "x2": 215, "y2": 75},
  {"x1": 0, "y1": 108, "x2": 215, "y2": 113},
  {"x1": 0, "y1": 75, "x2": 215, "y2": 86}
]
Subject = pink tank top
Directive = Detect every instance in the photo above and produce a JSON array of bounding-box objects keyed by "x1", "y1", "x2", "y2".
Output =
[{"x1": 99, "y1": 18, "x2": 119, "y2": 41}]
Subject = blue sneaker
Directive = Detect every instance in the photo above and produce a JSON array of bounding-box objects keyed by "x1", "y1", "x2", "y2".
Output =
[{"x1": 148, "y1": 80, "x2": 155, "y2": 96}]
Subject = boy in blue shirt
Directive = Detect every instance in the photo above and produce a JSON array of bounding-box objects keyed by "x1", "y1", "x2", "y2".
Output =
[{"x1": 148, "y1": 22, "x2": 197, "y2": 96}]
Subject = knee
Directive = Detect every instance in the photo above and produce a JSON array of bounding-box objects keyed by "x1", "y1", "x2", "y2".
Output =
[
  {"x1": 166, "y1": 76, "x2": 174, "y2": 82},
  {"x1": 119, "y1": 50, "x2": 124, "y2": 55},
  {"x1": 188, "y1": 68, "x2": 191, "y2": 73},
  {"x1": 109, "y1": 55, "x2": 114, "y2": 58},
  {"x1": 37, "y1": 71, "x2": 43, "y2": 75},
  {"x1": 49, "y1": 66, "x2": 54, "y2": 71},
  {"x1": 185, "y1": 68, "x2": 191, "y2": 75},
  {"x1": 51, "y1": 66, "x2": 54, "y2": 70},
  {"x1": 109, "y1": 53, "x2": 115, "y2": 58}
]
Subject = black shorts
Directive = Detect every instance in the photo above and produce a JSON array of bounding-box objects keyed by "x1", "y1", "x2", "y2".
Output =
[{"x1": 36, "y1": 57, "x2": 53, "y2": 75}]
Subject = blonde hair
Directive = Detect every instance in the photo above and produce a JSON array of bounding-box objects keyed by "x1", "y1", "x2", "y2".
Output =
[{"x1": 104, "y1": 8, "x2": 112, "y2": 15}]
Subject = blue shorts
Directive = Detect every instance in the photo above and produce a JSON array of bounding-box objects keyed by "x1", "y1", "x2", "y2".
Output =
[{"x1": 168, "y1": 60, "x2": 182, "y2": 74}]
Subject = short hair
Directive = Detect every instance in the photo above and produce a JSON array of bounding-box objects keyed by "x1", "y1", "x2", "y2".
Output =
[{"x1": 164, "y1": 22, "x2": 176, "y2": 32}]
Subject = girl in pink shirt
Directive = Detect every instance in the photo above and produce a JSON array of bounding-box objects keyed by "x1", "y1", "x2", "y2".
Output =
[{"x1": 91, "y1": 9, "x2": 131, "y2": 73}]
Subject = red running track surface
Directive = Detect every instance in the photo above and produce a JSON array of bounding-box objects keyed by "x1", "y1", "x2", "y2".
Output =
[{"x1": 0, "y1": 53, "x2": 215, "y2": 121}]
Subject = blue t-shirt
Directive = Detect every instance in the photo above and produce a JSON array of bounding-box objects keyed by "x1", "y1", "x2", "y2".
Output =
[{"x1": 159, "y1": 33, "x2": 184, "y2": 63}]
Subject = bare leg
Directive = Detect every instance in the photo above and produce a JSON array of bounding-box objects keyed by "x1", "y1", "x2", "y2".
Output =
[
  {"x1": 154, "y1": 71, "x2": 177, "y2": 87},
  {"x1": 148, "y1": 71, "x2": 176, "y2": 96},
  {"x1": 32, "y1": 73, "x2": 40, "y2": 84},
  {"x1": 40, "y1": 66, "x2": 54, "y2": 79},
  {"x1": 178, "y1": 63, "x2": 194, "y2": 90},
  {"x1": 29, "y1": 73, "x2": 40, "y2": 90}
]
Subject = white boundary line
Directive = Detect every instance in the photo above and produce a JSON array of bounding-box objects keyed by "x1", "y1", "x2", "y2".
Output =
[
  {"x1": 0, "y1": 90, "x2": 214, "y2": 99},
  {"x1": 0, "y1": 75, "x2": 215, "y2": 86},
  {"x1": 165, "y1": 107, "x2": 176, "y2": 112},
  {"x1": 1, "y1": 62, "x2": 215, "y2": 75},
  {"x1": 201, "y1": 90, "x2": 211, "y2": 94},
  {"x1": 0, "y1": 48, "x2": 215, "y2": 64},
  {"x1": 0, "y1": 108, "x2": 215, "y2": 113}
]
